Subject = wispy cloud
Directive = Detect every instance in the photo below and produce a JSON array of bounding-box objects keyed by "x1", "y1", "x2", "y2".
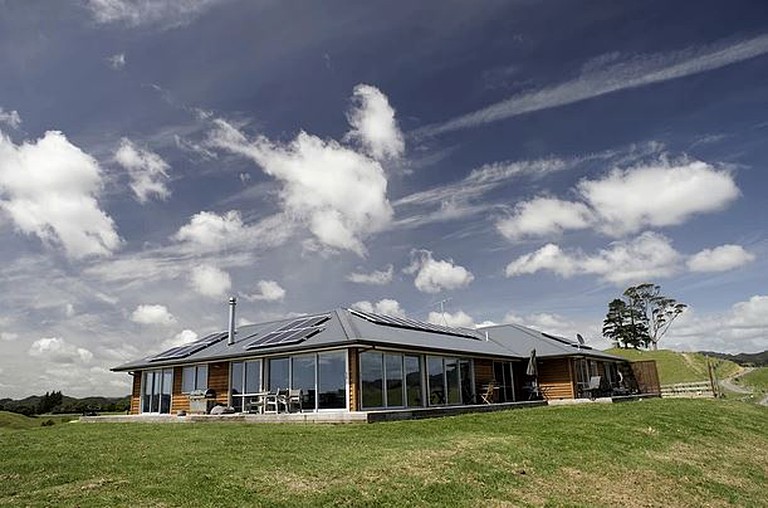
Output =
[{"x1": 417, "y1": 34, "x2": 768, "y2": 136}]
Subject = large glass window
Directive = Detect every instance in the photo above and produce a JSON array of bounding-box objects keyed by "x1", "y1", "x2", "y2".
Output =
[
  {"x1": 405, "y1": 356, "x2": 423, "y2": 407},
  {"x1": 427, "y1": 356, "x2": 471, "y2": 406},
  {"x1": 231, "y1": 360, "x2": 262, "y2": 412},
  {"x1": 446, "y1": 358, "x2": 461, "y2": 404},
  {"x1": 182, "y1": 365, "x2": 208, "y2": 393},
  {"x1": 460, "y1": 359, "x2": 474, "y2": 404},
  {"x1": 245, "y1": 361, "x2": 261, "y2": 394},
  {"x1": 361, "y1": 351, "x2": 384, "y2": 408},
  {"x1": 318, "y1": 351, "x2": 346, "y2": 409},
  {"x1": 292, "y1": 354, "x2": 316, "y2": 410},
  {"x1": 141, "y1": 369, "x2": 173, "y2": 414},
  {"x1": 385, "y1": 354, "x2": 404, "y2": 407},
  {"x1": 427, "y1": 356, "x2": 445, "y2": 405},
  {"x1": 268, "y1": 357, "x2": 290, "y2": 391}
]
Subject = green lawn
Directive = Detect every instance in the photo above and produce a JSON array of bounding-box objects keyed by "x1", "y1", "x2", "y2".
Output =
[
  {"x1": 0, "y1": 411, "x2": 76, "y2": 430},
  {"x1": 739, "y1": 367, "x2": 768, "y2": 395},
  {"x1": 1, "y1": 399, "x2": 767, "y2": 507},
  {"x1": 607, "y1": 348, "x2": 740, "y2": 385}
]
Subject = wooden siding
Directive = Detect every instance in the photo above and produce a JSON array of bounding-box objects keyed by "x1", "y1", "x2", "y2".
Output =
[
  {"x1": 539, "y1": 358, "x2": 575, "y2": 400},
  {"x1": 209, "y1": 361, "x2": 230, "y2": 406},
  {"x1": 348, "y1": 349, "x2": 359, "y2": 411},
  {"x1": 170, "y1": 367, "x2": 188, "y2": 414},
  {"x1": 130, "y1": 372, "x2": 141, "y2": 415},
  {"x1": 631, "y1": 360, "x2": 661, "y2": 394}
]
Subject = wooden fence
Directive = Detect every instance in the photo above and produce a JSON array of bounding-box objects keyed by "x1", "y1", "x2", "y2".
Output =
[
  {"x1": 630, "y1": 360, "x2": 661, "y2": 395},
  {"x1": 660, "y1": 381, "x2": 715, "y2": 398}
]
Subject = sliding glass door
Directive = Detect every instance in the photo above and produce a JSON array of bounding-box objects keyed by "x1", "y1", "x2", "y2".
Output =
[{"x1": 141, "y1": 368, "x2": 172, "y2": 414}]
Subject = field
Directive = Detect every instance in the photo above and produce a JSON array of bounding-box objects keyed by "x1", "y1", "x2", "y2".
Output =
[
  {"x1": 1, "y1": 399, "x2": 767, "y2": 507},
  {"x1": 739, "y1": 367, "x2": 768, "y2": 396},
  {"x1": 607, "y1": 348, "x2": 740, "y2": 385}
]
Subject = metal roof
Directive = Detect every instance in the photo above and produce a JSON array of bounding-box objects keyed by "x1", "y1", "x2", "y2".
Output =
[{"x1": 112, "y1": 308, "x2": 625, "y2": 371}]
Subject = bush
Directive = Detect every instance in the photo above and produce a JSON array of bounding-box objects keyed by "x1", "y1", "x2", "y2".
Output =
[{"x1": 40, "y1": 419, "x2": 55, "y2": 427}]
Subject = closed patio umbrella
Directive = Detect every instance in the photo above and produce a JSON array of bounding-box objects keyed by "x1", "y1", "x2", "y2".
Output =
[{"x1": 526, "y1": 349, "x2": 538, "y2": 378}]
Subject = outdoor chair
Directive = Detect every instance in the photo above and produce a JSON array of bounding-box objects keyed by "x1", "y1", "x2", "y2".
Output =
[
  {"x1": 584, "y1": 376, "x2": 602, "y2": 400},
  {"x1": 480, "y1": 381, "x2": 495, "y2": 404},
  {"x1": 245, "y1": 393, "x2": 267, "y2": 414},
  {"x1": 283, "y1": 389, "x2": 303, "y2": 413},
  {"x1": 264, "y1": 388, "x2": 281, "y2": 414}
]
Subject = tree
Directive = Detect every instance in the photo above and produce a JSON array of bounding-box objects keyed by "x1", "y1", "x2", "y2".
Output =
[
  {"x1": 602, "y1": 283, "x2": 687, "y2": 350},
  {"x1": 602, "y1": 298, "x2": 649, "y2": 349}
]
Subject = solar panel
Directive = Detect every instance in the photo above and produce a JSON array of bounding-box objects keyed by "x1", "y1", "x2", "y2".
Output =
[
  {"x1": 348, "y1": 309, "x2": 481, "y2": 339},
  {"x1": 244, "y1": 315, "x2": 329, "y2": 350},
  {"x1": 150, "y1": 332, "x2": 227, "y2": 361}
]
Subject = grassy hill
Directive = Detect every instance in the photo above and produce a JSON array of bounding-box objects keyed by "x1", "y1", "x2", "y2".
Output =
[
  {"x1": 0, "y1": 411, "x2": 77, "y2": 429},
  {"x1": 607, "y1": 348, "x2": 740, "y2": 384},
  {"x1": 0, "y1": 399, "x2": 766, "y2": 506},
  {"x1": 739, "y1": 367, "x2": 768, "y2": 395}
]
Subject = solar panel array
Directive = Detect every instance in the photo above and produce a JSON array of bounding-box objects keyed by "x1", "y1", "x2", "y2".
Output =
[
  {"x1": 244, "y1": 315, "x2": 330, "y2": 350},
  {"x1": 348, "y1": 309, "x2": 480, "y2": 339},
  {"x1": 150, "y1": 332, "x2": 228, "y2": 362}
]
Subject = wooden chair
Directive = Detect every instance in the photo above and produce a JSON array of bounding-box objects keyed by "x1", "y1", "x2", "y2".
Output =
[{"x1": 480, "y1": 381, "x2": 495, "y2": 404}]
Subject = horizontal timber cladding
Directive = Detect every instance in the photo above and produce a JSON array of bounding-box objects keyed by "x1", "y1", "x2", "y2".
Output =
[
  {"x1": 170, "y1": 367, "x2": 189, "y2": 414},
  {"x1": 208, "y1": 361, "x2": 230, "y2": 406},
  {"x1": 130, "y1": 372, "x2": 141, "y2": 415},
  {"x1": 474, "y1": 359, "x2": 495, "y2": 400},
  {"x1": 631, "y1": 360, "x2": 661, "y2": 394},
  {"x1": 538, "y1": 357, "x2": 575, "y2": 400},
  {"x1": 349, "y1": 348, "x2": 359, "y2": 412}
]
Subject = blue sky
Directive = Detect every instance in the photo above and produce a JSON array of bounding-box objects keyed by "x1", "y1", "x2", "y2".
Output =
[{"x1": 1, "y1": 0, "x2": 767, "y2": 397}]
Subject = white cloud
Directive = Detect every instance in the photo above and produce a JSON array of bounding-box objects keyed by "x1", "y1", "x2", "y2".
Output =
[
  {"x1": 190, "y1": 265, "x2": 231, "y2": 298},
  {"x1": 29, "y1": 337, "x2": 93, "y2": 364},
  {"x1": 346, "y1": 84, "x2": 404, "y2": 160},
  {"x1": 242, "y1": 280, "x2": 286, "y2": 302},
  {"x1": 406, "y1": 249, "x2": 474, "y2": 293},
  {"x1": 497, "y1": 197, "x2": 593, "y2": 240},
  {"x1": 65, "y1": 303, "x2": 76, "y2": 317},
  {"x1": 687, "y1": 244, "x2": 755, "y2": 272},
  {"x1": 506, "y1": 232, "x2": 682, "y2": 285},
  {"x1": 209, "y1": 86, "x2": 396, "y2": 256},
  {"x1": 0, "y1": 130, "x2": 121, "y2": 259},
  {"x1": 346, "y1": 264, "x2": 394, "y2": 285},
  {"x1": 578, "y1": 160, "x2": 738, "y2": 236},
  {"x1": 130, "y1": 304, "x2": 177, "y2": 326},
  {"x1": 428, "y1": 310, "x2": 475, "y2": 328},
  {"x1": 666, "y1": 295, "x2": 768, "y2": 353},
  {"x1": 115, "y1": 138, "x2": 171, "y2": 203},
  {"x1": 352, "y1": 298, "x2": 406, "y2": 318},
  {"x1": 173, "y1": 210, "x2": 245, "y2": 248},
  {"x1": 419, "y1": 34, "x2": 768, "y2": 136},
  {"x1": 0, "y1": 108, "x2": 21, "y2": 129},
  {"x1": 1, "y1": 332, "x2": 18, "y2": 341},
  {"x1": 85, "y1": 0, "x2": 224, "y2": 28},
  {"x1": 107, "y1": 53, "x2": 126, "y2": 69},
  {"x1": 161, "y1": 329, "x2": 198, "y2": 350}
]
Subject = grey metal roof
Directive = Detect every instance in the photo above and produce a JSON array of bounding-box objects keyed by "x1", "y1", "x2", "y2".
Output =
[{"x1": 112, "y1": 308, "x2": 625, "y2": 372}]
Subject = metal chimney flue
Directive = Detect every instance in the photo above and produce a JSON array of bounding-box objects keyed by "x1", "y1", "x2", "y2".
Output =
[{"x1": 227, "y1": 297, "x2": 237, "y2": 346}]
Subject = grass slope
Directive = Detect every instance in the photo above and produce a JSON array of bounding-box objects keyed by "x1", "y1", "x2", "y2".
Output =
[
  {"x1": 1, "y1": 399, "x2": 767, "y2": 507},
  {"x1": 739, "y1": 367, "x2": 768, "y2": 395},
  {"x1": 0, "y1": 411, "x2": 77, "y2": 430},
  {"x1": 607, "y1": 348, "x2": 740, "y2": 384}
]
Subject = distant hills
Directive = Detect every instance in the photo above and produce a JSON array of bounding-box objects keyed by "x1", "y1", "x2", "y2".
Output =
[
  {"x1": 700, "y1": 350, "x2": 768, "y2": 367},
  {"x1": 0, "y1": 393, "x2": 130, "y2": 416}
]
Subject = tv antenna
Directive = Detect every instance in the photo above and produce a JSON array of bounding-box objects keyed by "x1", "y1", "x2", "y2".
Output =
[{"x1": 432, "y1": 298, "x2": 452, "y2": 326}]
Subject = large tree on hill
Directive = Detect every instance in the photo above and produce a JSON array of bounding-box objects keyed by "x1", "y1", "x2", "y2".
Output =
[{"x1": 602, "y1": 283, "x2": 687, "y2": 350}]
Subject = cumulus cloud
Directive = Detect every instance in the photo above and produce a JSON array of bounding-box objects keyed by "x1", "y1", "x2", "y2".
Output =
[
  {"x1": 352, "y1": 298, "x2": 406, "y2": 317},
  {"x1": 107, "y1": 53, "x2": 126, "y2": 69},
  {"x1": 115, "y1": 138, "x2": 171, "y2": 203},
  {"x1": 173, "y1": 210, "x2": 245, "y2": 247},
  {"x1": 242, "y1": 280, "x2": 286, "y2": 302},
  {"x1": 161, "y1": 329, "x2": 198, "y2": 350},
  {"x1": 666, "y1": 295, "x2": 768, "y2": 353},
  {"x1": 428, "y1": 310, "x2": 476, "y2": 328},
  {"x1": 130, "y1": 304, "x2": 177, "y2": 326},
  {"x1": 29, "y1": 337, "x2": 93, "y2": 364},
  {"x1": 209, "y1": 86, "x2": 397, "y2": 256},
  {"x1": 86, "y1": 0, "x2": 223, "y2": 28},
  {"x1": 190, "y1": 265, "x2": 231, "y2": 298},
  {"x1": 506, "y1": 232, "x2": 682, "y2": 285},
  {"x1": 405, "y1": 250, "x2": 474, "y2": 293},
  {"x1": 0, "y1": 130, "x2": 121, "y2": 259},
  {"x1": 687, "y1": 244, "x2": 755, "y2": 272},
  {"x1": 346, "y1": 264, "x2": 394, "y2": 285},
  {"x1": 0, "y1": 108, "x2": 21, "y2": 129},
  {"x1": 497, "y1": 197, "x2": 593, "y2": 240},
  {"x1": 346, "y1": 84, "x2": 404, "y2": 160},
  {"x1": 497, "y1": 159, "x2": 739, "y2": 241}
]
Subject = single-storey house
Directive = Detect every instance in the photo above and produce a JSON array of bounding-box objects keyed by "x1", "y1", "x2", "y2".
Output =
[{"x1": 113, "y1": 302, "x2": 657, "y2": 417}]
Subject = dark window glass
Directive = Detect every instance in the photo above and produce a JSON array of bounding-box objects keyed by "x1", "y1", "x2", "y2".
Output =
[
  {"x1": 230, "y1": 362, "x2": 244, "y2": 412},
  {"x1": 268, "y1": 357, "x2": 289, "y2": 391},
  {"x1": 182, "y1": 366, "x2": 195, "y2": 393},
  {"x1": 361, "y1": 351, "x2": 384, "y2": 408},
  {"x1": 196, "y1": 365, "x2": 208, "y2": 390},
  {"x1": 404, "y1": 356, "x2": 422, "y2": 407},
  {"x1": 318, "y1": 351, "x2": 346, "y2": 409},
  {"x1": 245, "y1": 361, "x2": 261, "y2": 393},
  {"x1": 385, "y1": 354, "x2": 403, "y2": 407},
  {"x1": 459, "y1": 359, "x2": 473, "y2": 404},
  {"x1": 427, "y1": 357, "x2": 445, "y2": 406},
  {"x1": 446, "y1": 358, "x2": 461, "y2": 404},
  {"x1": 142, "y1": 371, "x2": 152, "y2": 413},
  {"x1": 161, "y1": 369, "x2": 172, "y2": 414},
  {"x1": 291, "y1": 354, "x2": 316, "y2": 410}
]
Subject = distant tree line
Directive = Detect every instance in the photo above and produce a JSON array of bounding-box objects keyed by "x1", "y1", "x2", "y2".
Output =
[{"x1": 0, "y1": 392, "x2": 130, "y2": 416}]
